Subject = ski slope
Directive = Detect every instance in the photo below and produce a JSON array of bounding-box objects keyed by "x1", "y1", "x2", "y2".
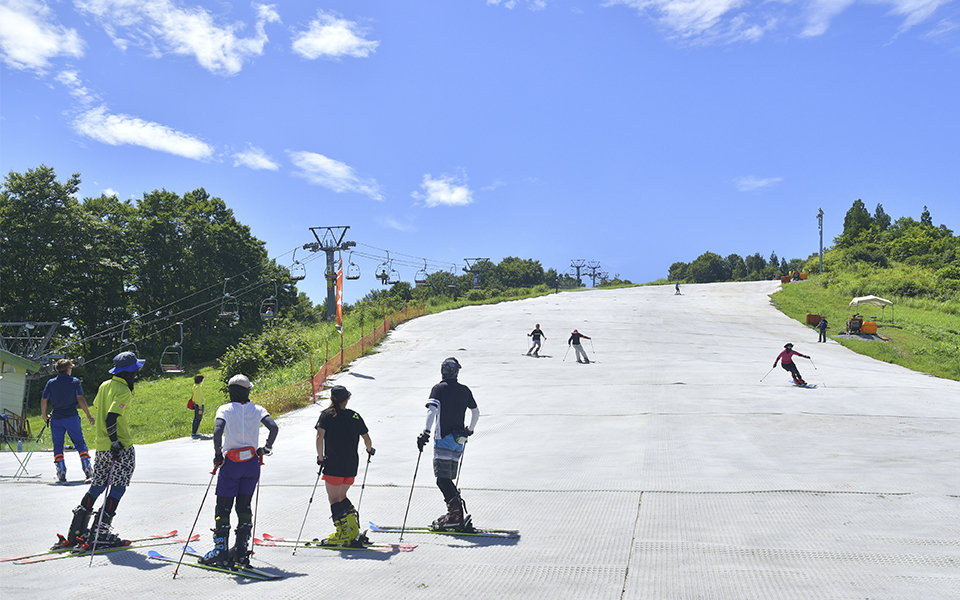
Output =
[{"x1": 2, "y1": 281, "x2": 958, "y2": 599}]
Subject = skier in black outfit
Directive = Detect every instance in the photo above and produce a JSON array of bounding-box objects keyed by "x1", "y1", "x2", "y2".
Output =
[
  {"x1": 568, "y1": 330, "x2": 591, "y2": 363},
  {"x1": 526, "y1": 324, "x2": 546, "y2": 357},
  {"x1": 416, "y1": 357, "x2": 480, "y2": 531}
]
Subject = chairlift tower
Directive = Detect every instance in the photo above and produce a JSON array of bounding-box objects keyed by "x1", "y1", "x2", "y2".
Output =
[
  {"x1": 585, "y1": 261, "x2": 601, "y2": 287},
  {"x1": 0, "y1": 322, "x2": 62, "y2": 367},
  {"x1": 304, "y1": 226, "x2": 356, "y2": 320},
  {"x1": 570, "y1": 259, "x2": 586, "y2": 287},
  {"x1": 463, "y1": 258, "x2": 490, "y2": 289}
]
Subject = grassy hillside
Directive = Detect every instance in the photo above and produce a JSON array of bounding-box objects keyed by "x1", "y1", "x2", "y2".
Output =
[{"x1": 771, "y1": 276, "x2": 960, "y2": 381}]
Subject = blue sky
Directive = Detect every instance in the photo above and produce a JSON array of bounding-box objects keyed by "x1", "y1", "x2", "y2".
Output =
[{"x1": 2, "y1": 0, "x2": 958, "y2": 306}]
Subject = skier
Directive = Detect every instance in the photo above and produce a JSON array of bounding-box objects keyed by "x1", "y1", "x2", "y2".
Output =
[
  {"x1": 58, "y1": 351, "x2": 144, "y2": 549},
  {"x1": 526, "y1": 324, "x2": 546, "y2": 357},
  {"x1": 568, "y1": 330, "x2": 591, "y2": 364},
  {"x1": 817, "y1": 317, "x2": 829, "y2": 343},
  {"x1": 416, "y1": 357, "x2": 479, "y2": 531},
  {"x1": 187, "y1": 373, "x2": 205, "y2": 438},
  {"x1": 675, "y1": 282, "x2": 682, "y2": 295},
  {"x1": 41, "y1": 359, "x2": 95, "y2": 482},
  {"x1": 774, "y1": 343, "x2": 810, "y2": 385},
  {"x1": 315, "y1": 385, "x2": 374, "y2": 546},
  {"x1": 199, "y1": 374, "x2": 278, "y2": 567}
]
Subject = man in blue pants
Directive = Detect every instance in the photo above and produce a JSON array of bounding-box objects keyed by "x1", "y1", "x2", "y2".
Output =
[{"x1": 41, "y1": 359, "x2": 95, "y2": 482}]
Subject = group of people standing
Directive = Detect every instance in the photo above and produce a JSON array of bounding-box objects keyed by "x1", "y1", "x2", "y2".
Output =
[{"x1": 49, "y1": 351, "x2": 480, "y2": 570}]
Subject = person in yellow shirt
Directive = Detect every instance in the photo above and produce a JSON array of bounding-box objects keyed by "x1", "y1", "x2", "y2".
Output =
[
  {"x1": 56, "y1": 351, "x2": 145, "y2": 549},
  {"x1": 188, "y1": 373, "x2": 205, "y2": 438}
]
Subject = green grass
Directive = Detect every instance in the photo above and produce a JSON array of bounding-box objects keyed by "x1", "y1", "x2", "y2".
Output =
[{"x1": 771, "y1": 276, "x2": 960, "y2": 381}]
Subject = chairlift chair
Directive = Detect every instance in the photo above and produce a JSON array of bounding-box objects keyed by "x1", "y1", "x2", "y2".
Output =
[
  {"x1": 218, "y1": 279, "x2": 240, "y2": 322},
  {"x1": 388, "y1": 269, "x2": 401, "y2": 285},
  {"x1": 346, "y1": 252, "x2": 361, "y2": 281},
  {"x1": 415, "y1": 261, "x2": 428, "y2": 286},
  {"x1": 260, "y1": 281, "x2": 279, "y2": 321},
  {"x1": 160, "y1": 322, "x2": 185, "y2": 374},
  {"x1": 120, "y1": 321, "x2": 138, "y2": 355},
  {"x1": 289, "y1": 248, "x2": 306, "y2": 281},
  {"x1": 376, "y1": 254, "x2": 393, "y2": 286}
]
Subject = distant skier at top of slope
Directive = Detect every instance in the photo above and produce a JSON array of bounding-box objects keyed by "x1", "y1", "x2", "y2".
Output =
[
  {"x1": 526, "y1": 324, "x2": 546, "y2": 357},
  {"x1": 774, "y1": 343, "x2": 810, "y2": 386}
]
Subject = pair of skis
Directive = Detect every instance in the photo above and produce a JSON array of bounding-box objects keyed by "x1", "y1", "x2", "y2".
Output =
[
  {"x1": 2, "y1": 530, "x2": 197, "y2": 564},
  {"x1": 148, "y1": 546, "x2": 281, "y2": 580},
  {"x1": 369, "y1": 521, "x2": 520, "y2": 539},
  {"x1": 254, "y1": 532, "x2": 417, "y2": 552}
]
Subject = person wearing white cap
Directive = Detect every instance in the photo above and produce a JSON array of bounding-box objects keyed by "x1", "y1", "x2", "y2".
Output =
[
  {"x1": 56, "y1": 350, "x2": 146, "y2": 550},
  {"x1": 199, "y1": 374, "x2": 279, "y2": 568}
]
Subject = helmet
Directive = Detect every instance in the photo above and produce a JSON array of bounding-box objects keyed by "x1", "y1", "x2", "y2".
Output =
[
  {"x1": 784, "y1": 343, "x2": 793, "y2": 349},
  {"x1": 440, "y1": 357, "x2": 461, "y2": 381}
]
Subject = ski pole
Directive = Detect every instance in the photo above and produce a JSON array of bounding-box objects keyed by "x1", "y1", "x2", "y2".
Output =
[
  {"x1": 355, "y1": 452, "x2": 372, "y2": 518},
  {"x1": 173, "y1": 464, "x2": 218, "y2": 579},
  {"x1": 562, "y1": 345, "x2": 570, "y2": 362},
  {"x1": 807, "y1": 357, "x2": 825, "y2": 387},
  {"x1": 454, "y1": 438, "x2": 467, "y2": 490},
  {"x1": 589, "y1": 339, "x2": 597, "y2": 361},
  {"x1": 88, "y1": 458, "x2": 116, "y2": 567},
  {"x1": 250, "y1": 452, "x2": 265, "y2": 554},
  {"x1": 399, "y1": 447, "x2": 424, "y2": 544},
  {"x1": 293, "y1": 469, "x2": 322, "y2": 556},
  {"x1": 14, "y1": 422, "x2": 48, "y2": 479},
  {"x1": 759, "y1": 366, "x2": 775, "y2": 382}
]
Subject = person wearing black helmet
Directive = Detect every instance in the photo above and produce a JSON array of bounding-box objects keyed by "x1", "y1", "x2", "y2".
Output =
[
  {"x1": 774, "y1": 343, "x2": 810, "y2": 385},
  {"x1": 526, "y1": 324, "x2": 546, "y2": 357},
  {"x1": 416, "y1": 357, "x2": 480, "y2": 531},
  {"x1": 56, "y1": 351, "x2": 145, "y2": 550},
  {"x1": 315, "y1": 385, "x2": 374, "y2": 546},
  {"x1": 199, "y1": 374, "x2": 279, "y2": 568}
]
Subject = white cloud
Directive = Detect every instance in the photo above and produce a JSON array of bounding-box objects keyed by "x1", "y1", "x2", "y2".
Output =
[
  {"x1": 0, "y1": 0, "x2": 83, "y2": 71},
  {"x1": 75, "y1": 0, "x2": 280, "y2": 75},
  {"x1": 73, "y1": 105, "x2": 214, "y2": 160},
  {"x1": 412, "y1": 173, "x2": 474, "y2": 207},
  {"x1": 56, "y1": 70, "x2": 99, "y2": 105},
  {"x1": 233, "y1": 145, "x2": 279, "y2": 171},
  {"x1": 288, "y1": 150, "x2": 383, "y2": 201},
  {"x1": 291, "y1": 11, "x2": 378, "y2": 59},
  {"x1": 379, "y1": 216, "x2": 417, "y2": 232},
  {"x1": 486, "y1": 0, "x2": 548, "y2": 9},
  {"x1": 103, "y1": 188, "x2": 118, "y2": 197},
  {"x1": 734, "y1": 175, "x2": 782, "y2": 191}
]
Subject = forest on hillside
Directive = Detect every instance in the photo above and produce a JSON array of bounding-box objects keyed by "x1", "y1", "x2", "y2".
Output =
[{"x1": 1, "y1": 166, "x2": 629, "y2": 375}]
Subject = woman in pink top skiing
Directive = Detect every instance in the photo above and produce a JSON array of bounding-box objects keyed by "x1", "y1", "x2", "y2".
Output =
[{"x1": 774, "y1": 343, "x2": 810, "y2": 385}]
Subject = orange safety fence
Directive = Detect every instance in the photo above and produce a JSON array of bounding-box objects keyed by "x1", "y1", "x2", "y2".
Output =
[{"x1": 251, "y1": 305, "x2": 424, "y2": 413}]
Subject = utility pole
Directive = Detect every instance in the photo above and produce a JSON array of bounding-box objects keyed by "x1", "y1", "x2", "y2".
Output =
[
  {"x1": 304, "y1": 226, "x2": 356, "y2": 320},
  {"x1": 817, "y1": 208, "x2": 824, "y2": 275},
  {"x1": 570, "y1": 259, "x2": 586, "y2": 287},
  {"x1": 585, "y1": 261, "x2": 601, "y2": 287},
  {"x1": 463, "y1": 258, "x2": 490, "y2": 289}
]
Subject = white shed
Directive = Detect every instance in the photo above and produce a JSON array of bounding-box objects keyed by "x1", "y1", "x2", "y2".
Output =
[{"x1": 0, "y1": 349, "x2": 42, "y2": 416}]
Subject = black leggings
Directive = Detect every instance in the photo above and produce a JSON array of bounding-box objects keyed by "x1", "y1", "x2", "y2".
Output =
[
  {"x1": 780, "y1": 362, "x2": 802, "y2": 380},
  {"x1": 436, "y1": 478, "x2": 458, "y2": 503},
  {"x1": 214, "y1": 494, "x2": 253, "y2": 527}
]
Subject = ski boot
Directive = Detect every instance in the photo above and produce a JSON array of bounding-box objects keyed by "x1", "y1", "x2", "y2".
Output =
[
  {"x1": 231, "y1": 523, "x2": 253, "y2": 567},
  {"x1": 81, "y1": 455, "x2": 94, "y2": 481},
  {"x1": 341, "y1": 505, "x2": 362, "y2": 547},
  {"x1": 432, "y1": 496, "x2": 473, "y2": 532},
  {"x1": 55, "y1": 460, "x2": 67, "y2": 483},
  {"x1": 90, "y1": 513, "x2": 127, "y2": 549},
  {"x1": 54, "y1": 505, "x2": 92, "y2": 549},
  {"x1": 199, "y1": 525, "x2": 231, "y2": 566},
  {"x1": 320, "y1": 513, "x2": 352, "y2": 546}
]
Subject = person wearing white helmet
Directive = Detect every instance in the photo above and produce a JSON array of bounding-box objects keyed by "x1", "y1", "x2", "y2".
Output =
[{"x1": 199, "y1": 374, "x2": 279, "y2": 568}]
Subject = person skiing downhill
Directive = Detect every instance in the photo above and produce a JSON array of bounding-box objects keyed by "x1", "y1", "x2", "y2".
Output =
[
  {"x1": 526, "y1": 324, "x2": 546, "y2": 357},
  {"x1": 199, "y1": 374, "x2": 278, "y2": 568},
  {"x1": 41, "y1": 358, "x2": 95, "y2": 482},
  {"x1": 57, "y1": 351, "x2": 144, "y2": 549},
  {"x1": 416, "y1": 357, "x2": 480, "y2": 531},
  {"x1": 568, "y1": 330, "x2": 591, "y2": 364},
  {"x1": 315, "y1": 385, "x2": 374, "y2": 547},
  {"x1": 774, "y1": 343, "x2": 810, "y2": 385}
]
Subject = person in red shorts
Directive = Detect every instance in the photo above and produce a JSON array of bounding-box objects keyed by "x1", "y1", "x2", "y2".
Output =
[{"x1": 316, "y1": 385, "x2": 374, "y2": 546}]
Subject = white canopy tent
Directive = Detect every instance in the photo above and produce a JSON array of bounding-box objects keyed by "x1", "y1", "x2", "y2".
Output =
[{"x1": 849, "y1": 295, "x2": 894, "y2": 322}]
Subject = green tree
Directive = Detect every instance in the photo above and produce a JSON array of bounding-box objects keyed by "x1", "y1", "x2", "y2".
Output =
[
  {"x1": 744, "y1": 253, "x2": 767, "y2": 279},
  {"x1": 725, "y1": 254, "x2": 748, "y2": 280},
  {"x1": 687, "y1": 252, "x2": 727, "y2": 283},
  {"x1": 920, "y1": 205, "x2": 933, "y2": 227},
  {"x1": 836, "y1": 199, "x2": 873, "y2": 247},
  {"x1": 874, "y1": 203, "x2": 891, "y2": 231},
  {"x1": 496, "y1": 257, "x2": 545, "y2": 287},
  {"x1": 668, "y1": 261, "x2": 689, "y2": 282}
]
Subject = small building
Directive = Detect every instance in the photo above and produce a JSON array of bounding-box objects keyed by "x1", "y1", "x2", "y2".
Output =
[{"x1": 0, "y1": 349, "x2": 42, "y2": 416}]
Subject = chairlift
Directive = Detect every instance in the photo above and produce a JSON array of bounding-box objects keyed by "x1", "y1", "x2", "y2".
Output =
[
  {"x1": 346, "y1": 252, "x2": 361, "y2": 281},
  {"x1": 415, "y1": 260, "x2": 428, "y2": 286},
  {"x1": 218, "y1": 279, "x2": 240, "y2": 323},
  {"x1": 388, "y1": 268, "x2": 401, "y2": 285},
  {"x1": 376, "y1": 251, "x2": 393, "y2": 286},
  {"x1": 260, "y1": 280, "x2": 279, "y2": 321},
  {"x1": 120, "y1": 321, "x2": 138, "y2": 354},
  {"x1": 289, "y1": 248, "x2": 306, "y2": 282},
  {"x1": 160, "y1": 322, "x2": 184, "y2": 374}
]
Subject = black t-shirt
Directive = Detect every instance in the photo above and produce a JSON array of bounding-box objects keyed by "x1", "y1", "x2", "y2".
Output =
[
  {"x1": 427, "y1": 380, "x2": 477, "y2": 438},
  {"x1": 568, "y1": 332, "x2": 589, "y2": 345},
  {"x1": 530, "y1": 328, "x2": 544, "y2": 340},
  {"x1": 316, "y1": 408, "x2": 368, "y2": 477}
]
